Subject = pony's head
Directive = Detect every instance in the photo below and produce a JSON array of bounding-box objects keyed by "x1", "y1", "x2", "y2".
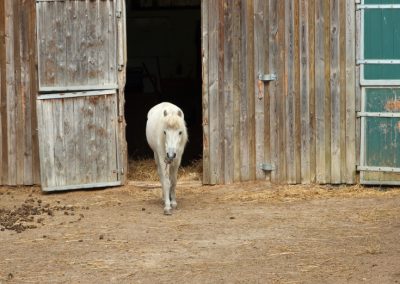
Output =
[{"x1": 162, "y1": 109, "x2": 187, "y2": 164}]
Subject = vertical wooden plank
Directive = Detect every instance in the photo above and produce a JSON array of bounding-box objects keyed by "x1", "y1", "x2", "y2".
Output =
[
  {"x1": 95, "y1": 96, "x2": 106, "y2": 181},
  {"x1": 218, "y1": 0, "x2": 225, "y2": 184},
  {"x1": 330, "y1": 0, "x2": 341, "y2": 183},
  {"x1": 19, "y1": 0, "x2": 33, "y2": 184},
  {"x1": 5, "y1": 0, "x2": 17, "y2": 185},
  {"x1": 300, "y1": 0, "x2": 311, "y2": 183},
  {"x1": 294, "y1": 0, "x2": 301, "y2": 184},
  {"x1": 247, "y1": 0, "x2": 256, "y2": 181},
  {"x1": 52, "y1": 100, "x2": 66, "y2": 187},
  {"x1": 223, "y1": 0, "x2": 234, "y2": 184},
  {"x1": 117, "y1": 0, "x2": 127, "y2": 183},
  {"x1": 308, "y1": 0, "x2": 316, "y2": 183},
  {"x1": 77, "y1": 1, "x2": 88, "y2": 88},
  {"x1": 63, "y1": 98, "x2": 76, "y2": 185},
  {"x1": 19, "y1": 2, "x2": 32, "y2": 185},
  {"x1": 240, "y1": 0, "x2": 249, "y2": 181},
  {"x1": 262, "y1": 1, "x2": 271, "y2": 182},
  {"x1": 65, "y1": 0, "x2": 75, "y2": 87},
  {"x1": 209, "y1": 0, "x2": 220, "y2": 183},
  {"x1": 87, "y1": 0, "x2": 99, "y2": 86},
  {"x1": 339, "y1": 0, "x2": 347, "y2": 183},
  {"x1": 109, "y1": 0, "x2": 118, "y2": 87},
  {"x1": 13, "y1": 0, "x2": 25, "y2": 185},
  {"x1": 285, "y1": 0, "x2": 296, "y2": 183},
  {"x1": 88, "y1": 96, "x2": 97, "y2": 183},
  {"x1": 36, "y1": 1, "x2": 45, "y2": 91},
  {"x1": 109, "y1": 94, "x2": 119, "y2": 182},
  {"x1": 54, "y1": 0, "x2": 67, "y2": 89},
  {"x1": 30, "y1": 0, "x2": 40, "y2": 184},
  {"x1": 232, "y1": 0, "x2": 241, "y2": 182},
  {"x1": 44, "y1": 1, "x2": 57, "y2": 88},
  {"x1": 0, "y1": 0, "x2": 4, "y2": 184},
  {"x1": 345, "y1": 0, "x2": 356, "y2": 184},
  {"x1": 324, "y1": 0, "x2": 331, "y2": 183},
  {"x1": 254, "y1": 0, "x2": 266, "y2": 180},
  {"x1": 269, "y1": 0, "x2": 284, "y2": 183},
  {"x1": 38, "y1": 101, "x2": 56, "y2": 188},
  {"x1": 315, "y1": 0, "x2": 327, "y2": 183},
  {"x1": 201, "y1": 0, "x2": 210, "y2": 184}
]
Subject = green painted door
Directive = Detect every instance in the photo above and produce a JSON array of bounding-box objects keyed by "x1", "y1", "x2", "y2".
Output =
[{"x1": 359, "y1": 0, "x2": 400, "y2": 184}]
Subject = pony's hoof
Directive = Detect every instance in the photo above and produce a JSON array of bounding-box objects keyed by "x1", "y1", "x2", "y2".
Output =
[
  {"x1": 164, "y1": 209, "x2": 172, "y2": 215},
  {"x1": 171, "y1": 202, "x2": 178, "y2": 209}
]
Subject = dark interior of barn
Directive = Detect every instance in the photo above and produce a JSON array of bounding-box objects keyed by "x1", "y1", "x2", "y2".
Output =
[{"x1": 124, "y1": 1, "x2": 202, "y2": 166}]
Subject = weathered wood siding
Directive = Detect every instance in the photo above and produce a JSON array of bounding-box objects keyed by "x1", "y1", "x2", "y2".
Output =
[
  {"x1": 0, "y1": 0, "x2": 127, "y2": 187},
  {"x1": 36, "y1": 0, "x2": 118, "y2": 92},
  {"x1": 202, "y1": 0, "x2": 357, "y2": 184},
  {"x1": 36, "y1": 91, "x2": 120, "y2": 191},
  {"x1": 0, "y1": 0, "x2": 40, "y2": 185}
]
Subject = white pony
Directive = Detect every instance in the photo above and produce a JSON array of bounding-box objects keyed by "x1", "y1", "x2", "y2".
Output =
[{"x1": 146, "y1": 102, "x2": 188, "y2": 215}]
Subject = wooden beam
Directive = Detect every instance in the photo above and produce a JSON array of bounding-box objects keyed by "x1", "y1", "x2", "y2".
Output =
[
  {"x1": 201, "y1": 0, "x2": 210, "y2": 184},
  {"x1": 345, "y1": 0, "x2": 356, "y2": 184}
]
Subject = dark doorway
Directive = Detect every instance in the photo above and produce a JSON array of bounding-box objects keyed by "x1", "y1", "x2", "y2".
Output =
[{"x1": 124, "y1": 1, "x2": 202, "y2": 166}]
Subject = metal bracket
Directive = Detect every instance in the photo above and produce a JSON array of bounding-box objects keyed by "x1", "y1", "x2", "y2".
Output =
[
  {"x1": 113, "y1": 168, "x2": 124, "y2": 175},
  {"x1": 259, "y1": 163, "x2": 275, "y2": 171},
  {"x1": 357, "y1": 59, "x2": 400, "y2": 65},
  {"x1": 356, "y1": 4, "x2": 400, "y2": 10},
  {"x1": 116, "y1": 11, "x2": 122, "y2": 18},
  {"x1": 258, "y1": 73, "x2": 277, "y2": 82},
  {"x1": 357, "y1": 165, "x2": 400, "y2": 173},
  {"x1": 357, "y1": 112, "x2": 400, "y2": 118}
]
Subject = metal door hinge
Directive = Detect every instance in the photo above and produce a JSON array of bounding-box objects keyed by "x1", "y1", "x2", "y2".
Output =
[
  {"x1": 113, "y1": 168, "x2": 124, "y2": 175},
  {"x1": 258, "y1": 73, "x2": 277, "y2": 82},
  {"x1": 259, "y1": 163, "x2": 275, "y2": 171},
  {"x1": 118, "y1": 115, "x2": 124, "y2": 123},
  {"x1": 116, "y1": 11, "x2": 122, "y2": 18}
]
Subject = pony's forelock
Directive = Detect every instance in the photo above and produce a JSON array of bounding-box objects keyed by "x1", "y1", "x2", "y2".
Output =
[{"x1": 164, "y1": 112, "x2": 185, "y2": 130}]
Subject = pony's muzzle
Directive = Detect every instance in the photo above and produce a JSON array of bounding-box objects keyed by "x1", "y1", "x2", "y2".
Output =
[{"x1": 166, "y1": 151, "x2": 176, "y2": 160}]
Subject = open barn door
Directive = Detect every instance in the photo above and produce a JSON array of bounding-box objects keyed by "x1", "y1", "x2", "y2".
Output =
[
  {"x1": 358, "y1": 1, "x2": 400, "y2": 185},
  {"x1": 35, "y1": 0, "x2": 126, "y2": 191}
]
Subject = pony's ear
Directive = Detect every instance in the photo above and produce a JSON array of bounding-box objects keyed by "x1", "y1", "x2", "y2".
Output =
[
  {"x1": 163, "y1": 110, "x2": 168, "y2": 117},
  {"x1": 177, "y1": 110, "x2": 182, "y2": 117}
]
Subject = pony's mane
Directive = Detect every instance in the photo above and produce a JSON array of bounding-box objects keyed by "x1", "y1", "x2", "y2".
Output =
[{"x1": 164, "y1": 113, "x2": 185, "y2": 130}]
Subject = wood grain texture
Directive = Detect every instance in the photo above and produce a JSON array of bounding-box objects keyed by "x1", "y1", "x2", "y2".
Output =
[
  {"x1": 345, "y1": 0, "x2": 356, "y2": 184},
  {"x1": 300, "y1": 0, "x2": 311, "y2": 183},
  {"x1": 0, "y1": 0, "x2": 5, "y2": 185},
  {"x1": 330, "y1": 0, "x2": 341, "y2": 183},
  {"x1": 254, "y1": 0, "x2": 266, "y2": 180},
  {"x1": 201, "y1": 0, "x2": 210, "y2": 184},
  {"x1": 36, "y1": 0, "x2": 117, "y2": 91},
  {"x1": 315, "y1": 0, "x2": 327, "y2": 183},
  {"x1": 232, "y1": 0, "x2": 241, "y2": 182},
  {"x1": 208, "y1": 0, "x2": 220, "y2": 184},
  {"x1": 37, "y1": 93, "x2": 120, "y2": 190},
  {"x1": 223, "y1": 0, "x2": 234, "y2": 184},
  {"x1": 239, "y1": 0, "x2": 250, "y2": 181},
  {"x1": 2, "y1": 0, "x2": 361, "y2": 186}
]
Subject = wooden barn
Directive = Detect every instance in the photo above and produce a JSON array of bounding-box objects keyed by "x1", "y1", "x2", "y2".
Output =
[{"x1": 1, "y1": 0, "x2": 400, "y2": 190}]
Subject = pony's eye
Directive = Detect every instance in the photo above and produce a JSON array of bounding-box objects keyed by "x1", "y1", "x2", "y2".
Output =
[
  {"x1": 164, "y1": 131, "x2": 166, "y2": 135},
  {"x1": 179, "y1": 131, "x2": 182, "y2": 135}
]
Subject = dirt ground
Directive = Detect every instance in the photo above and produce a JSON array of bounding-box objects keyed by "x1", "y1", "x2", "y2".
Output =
[{"x1": 1, "y1": 180, "x2": 400, "y2": 284}]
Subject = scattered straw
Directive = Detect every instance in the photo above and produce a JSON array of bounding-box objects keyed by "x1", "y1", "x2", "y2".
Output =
[{"x1": 127, "y1": 159, "x2": 202, "y2": 182}]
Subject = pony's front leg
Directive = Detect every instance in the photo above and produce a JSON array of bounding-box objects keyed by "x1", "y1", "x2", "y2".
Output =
[
  {"x1": 160, "y1": 163, "x2": 172, "y2": 215},
  {"x1": 169, "y1": 163, "x2": 179, "y2": 209}
]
